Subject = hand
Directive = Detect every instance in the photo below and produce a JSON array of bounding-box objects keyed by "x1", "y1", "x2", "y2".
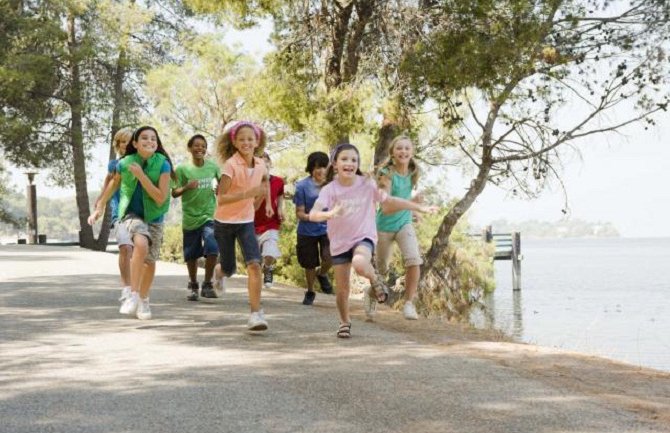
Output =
[
  {"x1": 265, "y1": 205, "x2": 274, "y2": 218},
  {"x1": 328, "y1": 202, "x2": 344, "y2": 219},
  {"x1": 88, "y1": 209, "x2": 102, "y2": 225},
  {"x1": 186, "y1": 179, "x2": 199, "y2": 190},
  {"x1": 417, "y1": 204, "x2": 439, "y2": 214},
  {"x1": 128, "y1": 163, "x2": 143, "y2": 178},
  {"x1": 278, "y1": 209, "x2": 285, "y2": 222}
]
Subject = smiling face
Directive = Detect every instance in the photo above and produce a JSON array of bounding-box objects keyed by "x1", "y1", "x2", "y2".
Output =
[
  {"x1": 311, "y1": 165, "x2": 328, "y2": 184},
  {"x1": 334, "y1": 148, "x2": 359, "y2": 182},
  {"x1": 189, "y1": 137, "x2": 207, "y2": 162},
  {"x1": 391, "y1": 138, "x2": 414, "y2": 168},
  {"x1": 232, "y1": 126, "x2": 258, "y2": 159},
  {"x1": 135, "y1": 129, "x2": 158, "y2": 159},
  {"x1": 117, "y1": 137, "x2": 130, "y2": 157}
]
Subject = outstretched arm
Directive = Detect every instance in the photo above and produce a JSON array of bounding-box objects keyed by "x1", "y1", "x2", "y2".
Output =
[
  {"x1": 380, "y1": 195, "x2": 438, "y2": 215},
  {"x1": 88, "y1": 174, "x2": 121, "y2": 225}
]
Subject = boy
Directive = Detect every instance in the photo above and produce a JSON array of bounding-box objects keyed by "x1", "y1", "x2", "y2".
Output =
[{"x1": 172, "y1": 134, "x2": 221, "y2": 300}]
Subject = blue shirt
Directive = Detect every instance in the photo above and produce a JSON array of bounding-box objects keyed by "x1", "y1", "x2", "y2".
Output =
[
  {"x1": 293, "y1": 176, "x2": 327, "y2": 237},
  {"x1": 107, "y1": 160, "x2": 121, "y2": 222},
  {"x1": 118, "y1": 160, "x2": 171, "y2": 223}
]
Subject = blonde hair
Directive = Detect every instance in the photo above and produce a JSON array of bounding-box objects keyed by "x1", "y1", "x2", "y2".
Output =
[
  {"x1": 112, "y1": 127, "x2": 133, "y2": 157},
  {"x1": 377, "y1": 135, "x2": 420, "y2": 188},
  {"x1": 215, "y1": 121, "x2": 267, "y2": 164}
]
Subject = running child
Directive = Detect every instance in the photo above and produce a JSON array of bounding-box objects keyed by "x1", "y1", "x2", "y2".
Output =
[
  {"x1": 172, "y1": 134, "x2": 221, "y2": 301},
  {"x1": 253, "y1": 152, "x2": 284, "y2": 289},
  {"x1": 293, "y1": 151, "x2": 333, "y2": 305},
  {"x1": 308, "y1": 143, "x2": 436, "y2": 338},
  {"x1": 213, "y1": 121, "x2": 271, "y2": 331},
  {"x1": 88, "y1": 126, "x2": 174, "y2": 320},
  {"x1": 374, "y1": 135, "x2": 426, "y2": 320},
  {"x1": 92, "y1": 127, "x2": 134, "y2": 302}
]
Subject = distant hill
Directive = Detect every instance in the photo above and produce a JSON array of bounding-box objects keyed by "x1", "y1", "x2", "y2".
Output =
[{"x1": 485, "y1": 219, "x2": 620, "y2": 239}]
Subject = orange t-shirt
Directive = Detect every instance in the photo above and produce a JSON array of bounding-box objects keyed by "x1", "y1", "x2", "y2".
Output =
[{"x1": 214, "y1": 152, "x2": 267, "y2": 223}]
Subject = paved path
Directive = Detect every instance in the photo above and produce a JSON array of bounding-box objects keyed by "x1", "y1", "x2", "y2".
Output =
[{"x1": 1, "y1": 245, "x2": 669, "y2": 433}]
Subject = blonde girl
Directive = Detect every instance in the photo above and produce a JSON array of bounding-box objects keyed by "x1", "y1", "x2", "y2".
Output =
[
  {"x1": 308, "y1": 143, "x2": 436, "y2": 338},
  {"x1": 374, "y1": 135, "x2": 424, "y2": 320},
  {"x1": 89, "y1": 126, "x2": 174, "y2": 320},
  {"x1": 213, "y1": 121, "x2": 271, "y2": 331}
]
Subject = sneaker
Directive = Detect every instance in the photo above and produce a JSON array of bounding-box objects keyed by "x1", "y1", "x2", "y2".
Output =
[
  {"x1": 119, "y1": 292, "x2": 139, "y2": 315},
  {"x1": 302, "y1": 290, "x2": 316, "y2": 306},
  {"x1": 403, "y1": 301, "x2": 418, "y2": 320},
  {"x1": 213, "y1": 275, "x2": 226, "y2": 297},
  {"x1": 263, "y1": 267, "x2": 273, "y2": 288},
  {"x1": 119, "y1": 286, "x2": 131, "y2": 302},
  {"x1": 316, "y1": 273, "x2": 333, "y2": 294},
  {"x1": 136, "y1": 298, "x2": 152, "y2": 320},
  {"x1": 187, "y1": 281, "x2": 199, "y2": 301},
  {"x1": 363, "y1": 287, "x2": 377, "y2": 319},
  {"x1": 201, "y1": 281, "x2": 217, "y2": 298},
  {"x1": 247, "y1": 311, "x2": 268, "y2": 331}
]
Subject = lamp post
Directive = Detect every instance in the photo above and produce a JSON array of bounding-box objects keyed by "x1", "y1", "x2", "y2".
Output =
[{"x1": 25, "y1": 171, "x2": 38, "y2": 244}]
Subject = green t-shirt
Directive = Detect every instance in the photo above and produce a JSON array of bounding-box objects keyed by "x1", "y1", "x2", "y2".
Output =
[
  {"x1": 376, "y1": 168, "x2": 413, "y2": 232},
  {"x1": 174, "y1": 159, "x2": 221, "y2": 230}
]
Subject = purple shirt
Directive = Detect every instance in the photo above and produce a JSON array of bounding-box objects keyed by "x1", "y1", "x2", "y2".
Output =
[{"x1": 314, "y1": 176, "x2": 388, "y2": 256}]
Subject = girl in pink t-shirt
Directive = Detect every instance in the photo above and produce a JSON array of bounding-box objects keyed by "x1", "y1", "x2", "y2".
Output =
[
  {"x1": 214, "y1": 121, "x2": 271, "y2": 331},
  {"x1": 309, "y1": 143, "x2": 436, "y2": 338}
]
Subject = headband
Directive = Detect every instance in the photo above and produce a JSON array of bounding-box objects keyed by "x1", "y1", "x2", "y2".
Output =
[
  {"x1": 330, "y1": 143, "x2": 357, "y2": 162},
  {"x1": 230, "y1": 121, "x2": 262, "y2": 142}
]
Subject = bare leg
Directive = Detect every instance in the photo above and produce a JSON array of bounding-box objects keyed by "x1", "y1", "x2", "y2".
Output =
[
  {"x1": 140, "y1": 261, "x2": 156, "y2": 299},
  {"x1": 333, "y1": 263, "x2": 351, "y2": 324},
  {"x1": 118, "y1": 245, "x2": 132, "y2": 287},
  {"x1": 186, "y1": 260, "x2": 198, "y2": 283},
  {"x1": 404, "y1": 265, "x2": 420, "y2": 302},
  {"x1": 305, "y1": 268, "x2": 317, "y2": 291},
  {"x1": 351, "y1": 246, "x2": 376, "y2": 282},
  {"x1": 263, "y1": 256, "x2": 276, "y2": 268},
  {"x1": 204, "y1": 255, "x2": 217, "y2": 282},
  {"x1": 130, "y1": 234, "x2": 149, "y2": 293},
  {"x1": 247, "y1": 262, "x2": 262, "y2": 312}
]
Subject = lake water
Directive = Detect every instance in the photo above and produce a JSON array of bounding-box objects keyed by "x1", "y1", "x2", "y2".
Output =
[{"x1": 471, "y1": 237, "x2": 670, "y2": 372}]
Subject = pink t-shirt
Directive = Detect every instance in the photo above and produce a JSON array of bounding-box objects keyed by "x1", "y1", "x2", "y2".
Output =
[
  {"x1": 214, "y1": 152, "x2": 267, "y2": 223},
  {"x1": 314, "y1": 176, "x2": 388, "y2": 256}
]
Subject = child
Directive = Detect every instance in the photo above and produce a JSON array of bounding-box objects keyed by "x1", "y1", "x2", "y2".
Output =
[
  {"x1": 309, "y1": 143, "x2": 436, "y2": 338},
  {"x1": 254, "y1": 152, "x2": 284, "y2": 289},
  {"x1": 92, "y1": 127, "x2": 134, "y2": 302},
  {"x1": 374, "y1": 135, "x2": 425, "y2": 320},
  {"x1": 293, "y1": 151, "x2": 333, "y2": 305},
  {"x1": 214, "y1": 121, "x2": 271, "y2": 331},
  {"x1": 172, "y1": 134, "x2": 221, "y2": 301},
  {"x1": 88, "y1": 126, "x2": 174, "y2": 320}
]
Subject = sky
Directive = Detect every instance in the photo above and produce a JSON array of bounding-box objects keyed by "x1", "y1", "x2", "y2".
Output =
[{"x1": 6, "y1": 20, "x2": 670, "y2": 238}]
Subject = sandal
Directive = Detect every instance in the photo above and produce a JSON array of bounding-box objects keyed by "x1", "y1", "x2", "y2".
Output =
[
  {"x1": 370, "y1": 277, "x2": 389, "y2": 304},
  {"x1": 337, "y1": 322, "x2": 352, "y2": 338}
]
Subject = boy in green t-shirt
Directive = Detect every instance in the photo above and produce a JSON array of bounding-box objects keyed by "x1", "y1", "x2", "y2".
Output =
[{"x1": 172, "y1": 134, "x2": 222, "y2": 300}]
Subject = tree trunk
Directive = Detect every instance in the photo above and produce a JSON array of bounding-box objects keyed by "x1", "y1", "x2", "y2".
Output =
[
  {"x1": 67, "y1": 13, "x2": 94, "y2": 249},
  {"x1": 95, "y1": 47, "x2": 127, "y2": 251},
  {"x1": 373, "y1": 98, "x2": 410, "y2": 166}
]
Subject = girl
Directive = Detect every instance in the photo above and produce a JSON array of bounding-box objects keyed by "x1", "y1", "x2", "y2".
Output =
[
  {"x1": 88, "y1": 126, "x2": 174, "y2": 320},
  {"x1": 375, "y1": 135, "x2": 425, "y2": 320},
  {"x1": 308, "y1": 143, "x2": 436, "y2": 338},
  {"x1": 214, "y1": 121, "x2": 271, "y2": 331},
  {"x1": 91, "y1": 127, "x2": 134, "y2": 303}
]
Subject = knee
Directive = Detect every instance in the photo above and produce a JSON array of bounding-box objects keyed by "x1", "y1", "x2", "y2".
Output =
[
  {"x1": 133, "y1": 236, "x2": 149, "y2": 253},
  {"x1": 247, "y1": 262, "x2": 261, "y2": 275},
  {"x1": 351, "y1": 256, "x2": 368, "y2": 274}
]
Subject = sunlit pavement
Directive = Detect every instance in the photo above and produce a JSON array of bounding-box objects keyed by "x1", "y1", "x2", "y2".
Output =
[{"x1": 1, "y1": 245, "x2": 669, "y2": 433}]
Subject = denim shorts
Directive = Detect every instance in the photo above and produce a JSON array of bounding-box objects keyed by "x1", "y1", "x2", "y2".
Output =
[
  {"x1": 183, "y1": 220, "x2": 219, "y2": 261},
  {"x1": 331, "y1": 238, "x2": 375, "y2": 265},
  {"x1": 214, "y1": 221, "x2": 261, "y2": 277}
]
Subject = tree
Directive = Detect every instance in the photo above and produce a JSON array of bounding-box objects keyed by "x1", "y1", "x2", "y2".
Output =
[{"x1": 400, "y1": 0, "x2": 669, "y2": 306}]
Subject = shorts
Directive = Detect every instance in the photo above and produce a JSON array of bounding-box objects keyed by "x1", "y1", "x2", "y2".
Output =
[
  {"x1": 376, "y1": 224, "x2": 423, "y2": 273},
  {"x1": 331, "y1": 238, "x2": 375, "y2": 265},
  {"x1": 183, "y1": 220, "x2": 219, "y2": 261},
  {"x1": 121, "y1": 215, "x2": 164, "y2": 263},
  {"x1": 296, "y1": 234, "x2": 331, "y2": 269},
  {"x1": 112, "y1": 219, "x2": 133, "y2": 247},
  {"x1": 214, "y1": 221, "x2": 261, "y2": 277},
  {"x1": 257, "y1": 229, "x2": 281, "y2": 259}
]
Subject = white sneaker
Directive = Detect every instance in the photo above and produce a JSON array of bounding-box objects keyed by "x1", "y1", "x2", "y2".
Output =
[
  {"x1": 119, "y1": 292, "x2": 139, "y2": 315},
  {"x1": 363, "y1": 287, "x2": 377, "y2": 319},
  {"x1": 213, "y1": 275, "x2": 226, "y2": 297},
  {"x1": 119, "y1": 286, "x2": 131, "y2": 302},
  {"x1": 136, "y1": 298, "x2": 152, "y2": 320},
  {"x1": 403, "y1": 301, "x2": 418, "y2": 320},
  {"x1": 247, "y1": 311, "x2": 268, "y2": 331}
]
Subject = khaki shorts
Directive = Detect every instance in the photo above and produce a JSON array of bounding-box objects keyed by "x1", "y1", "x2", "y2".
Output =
[
  {"x1": 121, "y1": 215, "x2": 164, "y2": 262},
  {"x1": 257, "y1": 229, "x2": 281, "y2": 259},
  {"x1": 376, "y1": 223, "x2": 423, "y2": 274},
  {"x1": 112, "y1": 220, "x2": 133, "y2": 247}
]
